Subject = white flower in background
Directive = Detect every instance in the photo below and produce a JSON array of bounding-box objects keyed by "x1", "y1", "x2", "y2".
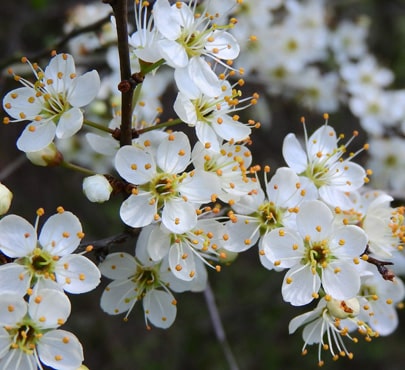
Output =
[
  {"x1": 2, "y1": 53, "x2": 100, "y2": 152},
  {"x1": 292, "y1": 69, "x2": 340, "y2": 113},
  {"x1": 152, "y1": 0, "x2": 240, "y2": 96},
  {"x1": 191, "y1": 141, "x2": 254, "y2": 202},
  {"x1": 358, "y1": 270, "x2": 405, "y2": 336},
  {"x1": 262, "y1": 200, "x2": 368, "y2": 306},
  {"x1": 348, "y1": 88, "x2": 392, "y2": 136},
  {"x1": 143, "y1": 219, "x2": 226, "y2": 282},
  {"x1": 174, "y1": 79, "x2": 255, "y2": 152},
  {"x1": 0, "y1": 208, "x2": 101, "y2": 295},
  {"x1": 329, "y1": 19, "x2": 369, "y2": 64},
  {"x1": 367, "y1": 136, "x2": 405, "y2": 192},
  {"x1": 289, "y1": 296, "x2": 374, "y2": 366},
  {"x1": 340, "y1": 55, "x2": 394, "y2": 95},
  {"x1": 115, "y1": 131, "x2": 218, "y2": 233},
  {"x1": 282, "y1": 122, "x2": 367, "y2": 210},
  {"x1": 224, "y1": 167, "x2": 317, "y2": 256},
  {"x1": 0, "y1": 182, "x2": 12, "y2": 216},
  {"x1": 0, "y1": 289, "x2": 83, "y2": 369}
]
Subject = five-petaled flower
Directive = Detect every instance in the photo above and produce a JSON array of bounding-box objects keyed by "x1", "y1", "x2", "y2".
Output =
[
  {"x1": 0, "y1": 209, "x2": 101, "y2": 296},
  {"x1": 262, "y1": 200, "x2": 368, "y2": 306},
  {"x1": 2, "y1": 53, "x2": 100, "y2": 153},
  {"x1": 0, "y1": 289, "x2": 84, "y2": 369}
]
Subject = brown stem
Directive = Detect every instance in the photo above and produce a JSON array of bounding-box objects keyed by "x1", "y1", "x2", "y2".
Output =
[
  {"x1": 104, "y1": 0, "x2": 134, "y2": 146},
  {"x1": 361, "y1": 246, "x2": 395, "y2": 281}
]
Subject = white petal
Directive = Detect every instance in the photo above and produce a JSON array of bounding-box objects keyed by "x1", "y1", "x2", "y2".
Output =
[
  {"x1": 329, "y1": 161, "x2": 366, "y2": 190},
  {"x1": 212, "y1": 114, "x2": 251, "y2": 142},
  {"x1": 0, "y1": 327, "x2": 12, "y2": 359},
  {"x1": 3, "y1": 87, "x2": 42, "y2": 118},
  {"x1": 153, "y1": 0, "x2": 180, "y2": 40},
  {"x1": 0, "y1": 214, "x2": 36, "y2": 257},
  {"x1": 168, "y1": 242, "x2": 195, "y2": 281},
  {"x1": 224, "y1": 217, "x2": 260, "y2": 252},
  {"x1": 86, "y1": 132, "x2": 119, "y2": 156},
  {"x1": 205, "y1": 31, "x2": 240, "y2": 60},
  {"x1": 330, "y1": 225, "x2": 368, "y2": 258},
  {"x1": 147, "y1": 226, "x2": 171, "y2": 261},
  {"x1": 158, "y1": 39, "x2": 188, "y2": 68},
  {"x1": 45, "y1": 54, "x2": 76, "y2": 92},
  {"x1": 266, "y1": 167, "x2": 302, "y2": 207},
  {"x1": 143, "y1": 289, "x2": 177, "y2": 329},
  {"x1": 178, "y1": 171, "x2": 220, "y2": 203},
  {"x1": 0, "y1": 292, "x2": 26, "y2": 326},
  {"x1": 157, "y1": 131, "x2": 190, "y2": 173},
  {"x1": 307, "y1": 125, "x2": 337, "y2": 158},
  {"x1": 55, "y1": 254, "x2": 100, "y2": 294},
  {"x1": 17, "y1": 121, "x2": 56, "y2": 152},
  {"x1": 188, "y1": 57, "x2": 222, "y2": 97},
  {"x1": 38, "y1": 329, "x2": 83, "y2": 370},
  {"x1": 302, "y1": 317, "x2": 325, "y2": 345},
  {"x1": 173, "y1": 70, "x2": 200, "y2": 99},
  {"x1": 173, "y1": 93, "x2": 198, "y2": 124},
  {"x1": 39, "y1": 212, "x2": 82, "y2": 256},
  {"x1": 162, "y1": 198, "x2": 197, "y2": 233},
  {"x1": 195, "y1": 121, "x2": 221, "y2": 152},
  {"x1": 282, "y1": 264, "x2": 321, "y2": 306},
  {"x1": 68, "y1": 70, "x2": 100, "y2": 107},
  {"x1": 282, "y1": 133, "x2": 307, "y2": 173},
  {"x1": 55, "y1": 107, "x2": 83, "y2": 139},
  {"x1": 0, "y1": 350, "x2": 37, "y2": 370},
  {"x1": 296, "y1": 200, "x2": 333, "y2": 241},
  {"x1": 115, "y1": 145, "x2": 155, "y2": 184},
  {"x1": 262, "y1": 228, "x2": 303, "y2": 268},
  {"x1": 100, "y1": 279, "x2": 138, "y2": 315},
  {"x1": 318, "y1": 186, "x2": 356, "y2": 210},
  {"x1": 0, "y1": 264, "x2": 31, "y2": 296},
  {"x1": 322, "y1": 262, "x2": 360, "y2": 300},
  {"x1": 29, "y1": 289, "x2": 71, "y2": 329},
  {"x1": 98, "y1": 252, "x2": 137, "y2": 280},
  {"x1": 120, "y1": 193, "x2": 157, "y2": 228}
]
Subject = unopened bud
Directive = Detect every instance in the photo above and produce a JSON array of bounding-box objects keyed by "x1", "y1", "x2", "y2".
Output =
[
  {"x1": 83, "y1": 174, "x2": 112, "y2": 203},
  {"x1": 0, "y1": 183, "x2": 13, "y2": 215},
  {"x1": 327, "y1": 297, "x2": 360, "y2": 319},
  {"x1": 26, "y1": 143, "x2": 62, "y2": 166}
]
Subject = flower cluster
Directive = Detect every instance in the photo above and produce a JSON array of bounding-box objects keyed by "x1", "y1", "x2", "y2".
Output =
[
  {"x1": 1, "y1": 0, "x2": 405, "y2": 368},
  {"x1": 0, "y1": 208, "x2": 100, "y2": 369}
]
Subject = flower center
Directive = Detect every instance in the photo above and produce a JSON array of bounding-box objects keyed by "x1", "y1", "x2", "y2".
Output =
[
  {"x1": 147, "y1": 173, "x2": 183, "y2": 206},
  {"x1": 304, "y1": 239, "x2": 331, "y2": 271},
  {"x1": 19, "y1": 247, "x2": 56, "y2": 281},
  {"x1": 8, "y1": 321, "x2": 41, "y2": 354},
  {"x1": 256, "y1": 202, "x2": 283, "y2": 235},
  {"x1": 131, "y1": 264, "x2": 161, "y2": 300}
]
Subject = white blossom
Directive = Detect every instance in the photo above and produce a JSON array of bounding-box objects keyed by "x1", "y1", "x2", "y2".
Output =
[
  {"x1": 0, "y1": 209, "x2": 100, "y2": 296},
  {"x1": 3, "y1": 53, "x2": 100, "y2": 152}
]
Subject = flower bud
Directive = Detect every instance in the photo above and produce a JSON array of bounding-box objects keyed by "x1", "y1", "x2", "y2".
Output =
[
  {"x1": 0, "y1": 182, "x2": 13, "y2": 215},
  {"x1": 26, "y1": 143, "x2": 63, "y2": 166},
  {"x1": 83, "y1": 174, "x2": 112, "y2": 203},
  {"x1": 326, "y1": 297, "x2": 360, "y2": 319}
]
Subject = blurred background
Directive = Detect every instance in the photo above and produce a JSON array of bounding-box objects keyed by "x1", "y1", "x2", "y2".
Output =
[{"x1": 1, "y1": 1, "x2": 405, "y2": 369}]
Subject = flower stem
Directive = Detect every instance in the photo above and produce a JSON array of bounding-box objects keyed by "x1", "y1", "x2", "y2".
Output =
[
  {"x1": 204, "y1": 280, "x2": 240, "y2": 370},
  {"x1": 83, "y1": 119, "x2": 115, "y2": 134},
  {"x1": 137, "y1": 118, "x2": 183, "y2": 134},
  {"x1": 105, "y1": 0, "x2": 134, "y2": 147},
  {"x1": 60, "y1": 161, "x2": 96, "y2": 176}
]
